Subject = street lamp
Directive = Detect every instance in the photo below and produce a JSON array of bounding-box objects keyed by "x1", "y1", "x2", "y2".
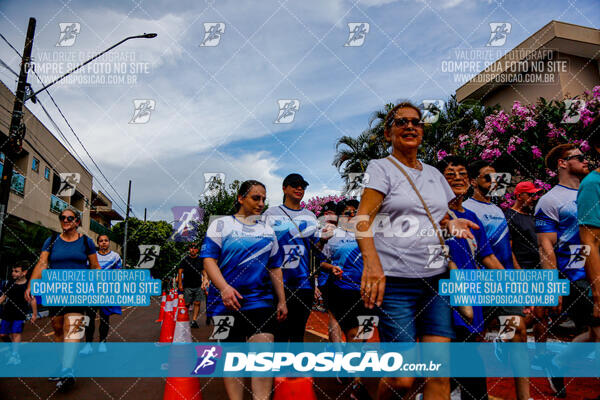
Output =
[
  {"x1": 0, "y1": 20, "x2": 157, "y2": 279},
  {"x1": 25, "y1": 32, "x2": 158, "y2": 102}
]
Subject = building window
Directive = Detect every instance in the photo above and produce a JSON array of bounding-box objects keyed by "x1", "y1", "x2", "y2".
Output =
[
  {"x1": 0, "y1": 152, "x2": 4, "y2": 163},
  {"x1": 44, "y1": 167, "x2": 50, "y2": 180},
  {"x1": 32, "y1": 157, "x2": 39, "y2": 173}
]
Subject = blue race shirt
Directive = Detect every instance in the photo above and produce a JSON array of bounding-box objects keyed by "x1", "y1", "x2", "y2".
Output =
[
  {"x1": 446, "y1": 208, "x2": 493, "y2": 333},
  {"x1": 97, "y1": 251, "x2": 122, "y2": 270},
  {"x1": 321, "y1": 228, "x2": 363, "y2": 291},
  {"x1": 263, "y1": 205, "x2": 319, "y2": 290},
  {"x1": 463, "y1": 198, "x2": 514, "y2": 269},
  {"x1": 535, "y1": 185, "x2": 586, "y2": 282},
  {"x1": 200, "y1": 215, "x2": 283, "y2": 316},
  {"x1": 42, "y1": 235, "x2": 96, "y2": 269},
  {"x1": 97, "y1": 250, "x2": 123, "y2": 316}
]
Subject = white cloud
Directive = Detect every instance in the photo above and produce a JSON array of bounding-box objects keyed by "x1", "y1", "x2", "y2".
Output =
[{"x1": 2, "y1": 0, "x2": 590, "y2": 223}]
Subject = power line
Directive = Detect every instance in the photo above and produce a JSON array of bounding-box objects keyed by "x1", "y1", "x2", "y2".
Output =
[
  {"x1": 0, "y1": 73, "x2": 126, "y2": 216},
  {"x1": 0, "y1": 33, "x2": 22, "y2": 60},
  {"x1": 0, "y1": 83, "x2": 127, "y2": 217},
  {"x1": 37, "y1": 85, "x2": 135, "y2": 217},
  {"x1": 31, "y1": 98, "x2": 128, "y2": 216},
  {"x1": 0, "y1": 33, "x2": 135, "y2": 218}
]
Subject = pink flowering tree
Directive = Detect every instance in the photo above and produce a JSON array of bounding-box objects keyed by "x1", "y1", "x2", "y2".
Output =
[
  {"x1": 431, "y1": 86, "x2": 600, "y2": 206},
  {"x1": 333, "y1": 90, "x2": 600, "y2": 208},
  {"x1": 301, "y1": 194, "x2": 347, "y2": 216}
]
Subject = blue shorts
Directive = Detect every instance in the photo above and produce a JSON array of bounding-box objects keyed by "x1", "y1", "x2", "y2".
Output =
[
  {"x1": 0, "y1": 319, "x2": 25, "y2": 334},
  {"x1": 377, "y1": 274, "x2": 455, "y2": 342}
]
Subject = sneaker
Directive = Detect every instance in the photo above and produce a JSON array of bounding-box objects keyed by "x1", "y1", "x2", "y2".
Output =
[
  {"x1": 190, "y1": 321, "x2": 199, "y2": 328},
  {"x1": 450, "y1": 387, "x2": 461, "y2": 400},
  {"x1": 56, "y1": 376, "x2": 75, "y2": 392},
  {"x1": 6, "y1": 353, "x2": 20, "y2": 365},
  {"x1": 79, "y1": 343, "x2": 93, "y2": 355},
  {"x1": 56, "y1": 369, "x2": 75, "y2": 392},
  {"x1": 350, "y1": 380, "x2": 372, "y2": 400},
  {"x1": 47, "y1": 366, "x2": 63, "y2": 382},
  {"x1": 544, "y1": 360, "x2": 566, "y2": 398},
  {"x1": 98, "y1": 342, "x2": 107, "y2": 353}
]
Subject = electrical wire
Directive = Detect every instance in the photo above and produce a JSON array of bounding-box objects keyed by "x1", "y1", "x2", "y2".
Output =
[{"x1": 0, "y1": 33, "x2": 134, "y2": 217}]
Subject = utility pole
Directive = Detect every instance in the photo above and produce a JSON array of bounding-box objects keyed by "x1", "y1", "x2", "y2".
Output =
[
  {"x1": 0, "y1": 18, "x2": 35, "y2": 279},
  {"x1": 122, "y1": 180, "x2": 131, "y2": 267},
  {"x1": 144, "y1": 207, "x2": 146, "y2": 222}
]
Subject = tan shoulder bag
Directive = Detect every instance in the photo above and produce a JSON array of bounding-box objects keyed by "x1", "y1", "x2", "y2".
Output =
[{"x1": 386, "y1": 156, "x2": 474, "y2": 323}]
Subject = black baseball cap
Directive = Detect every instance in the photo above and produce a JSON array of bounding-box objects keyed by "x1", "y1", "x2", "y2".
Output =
[{"x1": 282, "y1": 173, "x2": 309, "y2": 189}]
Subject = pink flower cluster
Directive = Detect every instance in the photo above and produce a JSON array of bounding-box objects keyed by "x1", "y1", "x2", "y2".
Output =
[
  {"x1": 437, "y1": 150, "x2": 449, "y2": 161},
  {"x1": 573, "y1": 139, "x2": 591, "y2": 152},
  {"x1": 581, "y1": 107, "x2": 595, "y2": 127},
  {"x1": 458, "y1": 134, "x2": 470, "y2": 149},
  {"x1": 512, "y1": 102, "x2": 537, "y2": 131},
  {"x1": 480, "y1": 148, "x2": 501, "y2": 161},
  {"x1": 534, "y1": 179, "x2": 552, "y2": 191},
  {"x1": 483, "y1": 110, "x2": 510, "y2": 135},
  {"x1": 547, "y1": 123, "x2": 566, "y2": 138},
  {"x1": 500, "y1": 192, "x2": 516, "y2": 209},
  {"x1": 301, "y1": 194, "x2": 347, "y2": 216}
]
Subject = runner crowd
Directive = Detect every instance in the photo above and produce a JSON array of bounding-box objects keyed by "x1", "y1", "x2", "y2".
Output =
[{"x1": 1, "y1": 101, "x2": 599, "y2": 400}]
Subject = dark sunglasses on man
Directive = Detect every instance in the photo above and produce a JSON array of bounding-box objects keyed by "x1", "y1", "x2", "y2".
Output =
[{"x1": 562, "y1": 154, "x2": 587, "y2": 163}]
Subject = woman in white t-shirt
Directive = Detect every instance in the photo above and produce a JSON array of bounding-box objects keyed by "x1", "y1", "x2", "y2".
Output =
[{"x1": 356, "y1": 102, "x2": 477, "y2": 399}]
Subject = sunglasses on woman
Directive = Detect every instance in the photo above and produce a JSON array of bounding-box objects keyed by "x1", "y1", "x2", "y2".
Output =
[
  {"x1": 59, "y1": 215, "x2": 77, "y2": 222},
  {"x1": 391, "y1": 117, "x2": 424, "y2": 128}
]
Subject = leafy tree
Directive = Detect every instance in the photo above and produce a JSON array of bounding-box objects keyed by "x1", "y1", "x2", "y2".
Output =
[
  {"x1": 418, "y1": 96, "x2": 498, "y2": 164},
  {"x1": 196, "y1": 178, "x2": 241, "y2": 243},
  {"x1": 332, "y1": 98, "x2": 497, "y2": 187},
  {"x1": 333, "y1": 103, "x2": 394, "y2": 190},
  {"x1": 1, "y1": 216, "x2": 53, "y2": 278}
]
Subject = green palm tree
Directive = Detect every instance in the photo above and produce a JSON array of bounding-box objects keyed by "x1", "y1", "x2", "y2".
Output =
[
  {"x1": 333, "y1": 98, "x2": 496, "y2": 187},
  {"x1": 333, "y1": 104, "x2": 394, "y2": 190}
]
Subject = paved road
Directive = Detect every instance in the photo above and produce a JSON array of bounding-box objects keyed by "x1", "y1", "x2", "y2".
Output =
[{"x1": 1, "y1": 298, "x2": 597, "y2": 399}]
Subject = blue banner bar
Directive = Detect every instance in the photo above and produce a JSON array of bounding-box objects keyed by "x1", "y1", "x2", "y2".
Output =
[{"x1": 1, "y1": 342, "x2": 598, "y2": 377}]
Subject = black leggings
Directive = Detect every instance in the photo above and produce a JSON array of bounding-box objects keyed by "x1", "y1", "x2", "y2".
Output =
[
  {"x1": 275, "y1": 287, "x2": 314, "y2": 342},
  {"x1": 84, "y1": 308, "x2": 111, "y2": 343},
  {"x1": 451, "y1": 325, "x2": 488, "y2": 400}
]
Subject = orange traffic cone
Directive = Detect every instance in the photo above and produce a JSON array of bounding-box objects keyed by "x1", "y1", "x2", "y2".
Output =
[
  {"x1": 159, "y1": 293, "x2": 176, "y2": 343},
  {"x1": 163, "y1": 377, "x2": 202, "y2": 400},
  {"x1": 156, "y1": 292, "x2": 167, "y2": 322},
  {"x1": 273, "y1": 377, "x2": 317, "y2": 400},
  {"x1": 173, "y1": 298, "x2": 192, "y2": 343},
  {"x1": 173, "y1": 295, "x2": 183, "y2": 322},
  {"x1": 163, "y1": 297, "x2": 201, "y2": 399}
]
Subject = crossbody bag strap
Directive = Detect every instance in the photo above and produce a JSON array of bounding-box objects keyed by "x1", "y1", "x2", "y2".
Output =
[
  {"x1": 386, "y1": 156, "x2": 447, "y2": 250},
  {"x1": 387, "y1": 157, "x2": 474, "y2": 322}
]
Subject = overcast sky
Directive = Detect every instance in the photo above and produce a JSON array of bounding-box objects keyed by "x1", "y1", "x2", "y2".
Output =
[{"x1": 0, "y1": 0, "x2": 597, "y2": 222}]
